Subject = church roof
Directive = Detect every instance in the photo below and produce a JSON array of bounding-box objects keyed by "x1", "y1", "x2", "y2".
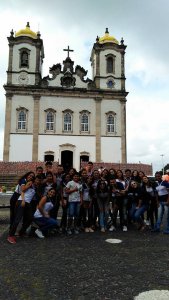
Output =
[
  {"x1": 15, "y1": 22, "x2": 37, "y2": 39},
  {"x1": 99, "y1": 28, "x2": 119, "y2": 45}
]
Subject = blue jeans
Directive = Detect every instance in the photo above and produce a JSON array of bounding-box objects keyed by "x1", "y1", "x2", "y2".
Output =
[
  {"x1": 34, "y1": 217, "x2": 58, "y2": 234},
  {"x1": 130, "y1": 203, "x2": 148, "y2": 225},
  {"x1": 67, "y1": 202, "x2": 80, "y2": 229},
  {"x1": 155, "y1": 202, "x2": 169, "y2": 231}
]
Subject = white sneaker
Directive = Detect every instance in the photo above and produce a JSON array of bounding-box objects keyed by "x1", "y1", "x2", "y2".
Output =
[
  {"x1": 85, "y1": 228, "x2": 90, "y2": 233},
  {"x1": 101, "y1": 227, "x2": 105, "y2": 233},
  {"x1": 145, "y1": 220, "x2": 150, "y2": 226},
  {"x1": 123, "y1": 226, "x2": 128, "y2": 232},
  {"x1": 109, "y1": 225, "x2": 116, "y2": 232},
  {"x1": 35, "y1": 229, "x2": 45, "y2": 239}
]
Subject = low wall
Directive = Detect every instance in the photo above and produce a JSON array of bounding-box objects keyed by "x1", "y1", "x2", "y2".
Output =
[{"x1": 0, "y1": 161, "x2": 153, "y2": 175}]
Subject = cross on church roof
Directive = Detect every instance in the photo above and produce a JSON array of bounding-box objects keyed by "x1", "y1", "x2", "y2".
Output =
[{"x1": 63, "y1": 46, "x2": 74, "y2": 58}]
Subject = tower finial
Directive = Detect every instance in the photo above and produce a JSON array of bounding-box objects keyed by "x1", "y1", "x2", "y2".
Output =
[
  {"x1": 121, "y1": 37, "x2": 124, "y2": 45},
  {"x1": 10, "y1": 29, "x2": 14, "y2": 37},
  {"x1": 105, "y1": 28, "x2": 109, "y2": 34},
  {"x1": 26, "y1": 22, "x2": 30, "y2": 28}
]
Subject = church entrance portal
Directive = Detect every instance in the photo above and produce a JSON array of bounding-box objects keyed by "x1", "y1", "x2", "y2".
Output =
[{"x1": 61, "y1": 150, "x2": 73, "y2": 171}]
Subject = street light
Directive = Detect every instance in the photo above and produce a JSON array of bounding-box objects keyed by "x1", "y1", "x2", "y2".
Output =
[{"x1": 160, "y1": 154, "x2": 165, "y2": 175}]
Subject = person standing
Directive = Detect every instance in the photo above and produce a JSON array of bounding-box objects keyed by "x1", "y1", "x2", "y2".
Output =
[
  {"x1": 7, "y1": 172, "x2": 35, "y2": 244},
  {"x1": 66, "y1": 173, "x2": 82, "y2": 235},
  {"x1": 153, "y1": 172, "x2": 169, "y2": 233}
]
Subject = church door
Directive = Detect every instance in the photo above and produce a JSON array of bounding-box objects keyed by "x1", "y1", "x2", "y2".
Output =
[{"x1": 61, "y1": 150, "x2": 73, "y2": 171}]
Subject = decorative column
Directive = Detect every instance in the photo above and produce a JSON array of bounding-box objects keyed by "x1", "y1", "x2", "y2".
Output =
[
  {"x1": 3, "y1": 93, "x2": 12, "y2": 161},
  {"x1": 121, "y1": 100, "x2": 127, "y2": 163},
  {"x1": 32, "y1": 95, "x2": 40, "y2": 161},
  {"x1": 7, "y1": 35, "x2": 14, "y2": 84},
  {"x1": 95, "y1": 50, "x2": 100, "y2": 88},
  {"x1": 95, "y1": 97, "x2": 102, "y2": 162},
  {"x1": 120, "y1": 38, "x2": 127, "y2": 91}
]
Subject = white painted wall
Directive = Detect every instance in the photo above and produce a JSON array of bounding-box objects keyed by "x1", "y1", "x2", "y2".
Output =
[
  {"x1": 99, "y1": 49, "x2": 121, "y2": 77},
  {"x1": 39, "y1": 97, "x2": 96, "y2": 135},
  {"x1": 38, "y1": 135, "x2": 96, "y2": 170},
  {"x1": 9, "y1": 134, "x2": 33, "y2": 161},
  {"x1": 11, "y1": 95, "x2": 34, "y2": 133},
  {"x1": 101, "y1": 99, "x2": 121, "y2": 135},
  {"x1": 12, "y1": 43, "x2": 36, "y2": 72},
  {"x1": 101, "y1": 137, "x2": 121, "y2": 162}
]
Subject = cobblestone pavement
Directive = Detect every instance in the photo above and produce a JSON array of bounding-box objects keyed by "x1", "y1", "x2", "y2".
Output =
[{"x1": 1, "y1": 214, "x2": 169, "y2": 300}]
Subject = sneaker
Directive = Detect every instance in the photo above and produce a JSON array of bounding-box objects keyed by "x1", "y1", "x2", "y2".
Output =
[
  {"x1": 7, "y1": 236, "x2": 16, "y2": 244},
  {"x1": 144, "y1": 220, "x2": 150, "y2": 226},
  {"x1": 67, "y1": 229, "x2": 72, "y2": 235},
  {"x1": 35, "y1": 229, "x2": 45, "y2": 239},
  {"x1": 85, "y1": 227, "x2": 90, "y2": 233},
  {"x1": 109, "y1": 225, "x2": 116, "y2": 232},
  {"x1": 74, "y1": 229, "x2": 79, "y2": 234},
  {"x1": 101, "y1": 227, "x2": 105, "y2": 233},
  {"x1": 123, "y1": 226, "x2": 128, "y2": 232},
  {"x1": 88, "y1": 227, "x2": 94, "y2": 233}
]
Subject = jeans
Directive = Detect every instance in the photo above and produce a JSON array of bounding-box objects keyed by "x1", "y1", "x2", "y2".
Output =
[
  {"x1": 97, "y1": 197, "x2": 110, "y2": 229},
  {"x1": 155, "y1": 202, "x2": 169, "y2": 231},
  {"x1": 130, "y1": 203, "x2": 148, "y2": 225},
  {"x1": 67, "y1": 202, "x2": 80, "y2": 229},
  {"x1": 34, "y1": 217, "x2": 58, "y2": 234},
  {"x1": 111, "y1": 197, "x2": 128, "y2": 228},
  {"x1": 9, "y1": 201, "x2": 33, "y2": 236}
]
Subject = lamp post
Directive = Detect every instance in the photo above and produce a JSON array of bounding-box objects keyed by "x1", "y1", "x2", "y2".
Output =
[{"x1": 160, "y1": 154, "x2": 165, "y2": 175}]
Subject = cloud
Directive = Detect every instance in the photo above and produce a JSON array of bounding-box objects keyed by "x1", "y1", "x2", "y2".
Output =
[{"x1": 0, "y1": 0, "x2": 169, "y2": 173}]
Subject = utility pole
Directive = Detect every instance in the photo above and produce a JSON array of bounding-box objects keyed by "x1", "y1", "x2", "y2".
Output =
[{"x1": 160, "y1": 154, "x2": 165, "y2": 175}]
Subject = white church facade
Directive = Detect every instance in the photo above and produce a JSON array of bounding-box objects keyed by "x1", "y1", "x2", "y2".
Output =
[{"x1": 3, "y1": 23, "x2": 128, "y2": 170}]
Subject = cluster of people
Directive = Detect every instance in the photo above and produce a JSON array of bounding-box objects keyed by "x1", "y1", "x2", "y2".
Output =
[{"x1": 7, "y1": 161, "x2": 169, "y2": 244}]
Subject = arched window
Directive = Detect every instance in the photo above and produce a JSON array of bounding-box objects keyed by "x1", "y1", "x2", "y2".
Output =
[
  {"x1": 19, "y1": 48, "x2": 30, "y2": 68},
  {"x1": 17, "y1": 108, "x2": 28, "y2": 131},
  {"x1": 106, "y1": 55, "x2": 115, "y2": 74},
  {"x1": 44, "y1": 109, "x2": 56, "y2": 132},
  {"x1": 106, "y1": 112, "x2": 116, "y2": 133},
  {"x1": 46, "y1": 112, "x2": 54, "y2": 131},
  {"x1": 64, "y1": 112, "x2": 72, "y2": 132},
  {"x1": 81, "y1": 113, "x2": 89, "y2": 132}
]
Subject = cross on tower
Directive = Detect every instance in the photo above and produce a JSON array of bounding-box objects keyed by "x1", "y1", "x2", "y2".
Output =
[{"x1": 63, "y1": 45, "x2": 74, "y2": 58}]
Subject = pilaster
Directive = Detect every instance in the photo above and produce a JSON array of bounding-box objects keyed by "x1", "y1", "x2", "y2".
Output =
[
  {"x1": 95, "y1": 97, "x2": 102, "y2": 162},
  {"x1": 121, "y1": 100, "x2": 127, "y2": 163},
  {"x1": 121, "y1": 50, "x2": 126, "y2": 90},
  {"x1": 32, "y1": 95, "x2": 40, "y2": 161},
  {"x1": 3, "y1": 94, "x2": 12, "y2": 161},
  {"x1": 7, "y1": 44, "x2": 13, "y2": 84},
  {"x1": 95, "y1": 50, "x2": 100, "y2": 88}
]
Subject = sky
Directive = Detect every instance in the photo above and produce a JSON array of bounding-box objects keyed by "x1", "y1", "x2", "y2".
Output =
[{"x1": 0, "y1": 0, "x2": 169, "y2": 173}]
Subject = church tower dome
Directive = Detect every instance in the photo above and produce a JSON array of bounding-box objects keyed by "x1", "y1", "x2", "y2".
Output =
[
  {"x1": 15, "y1": 22, "x2": 37, "y2": 39},
  {"x1": 99, "y1": 28, "x2": 119, "y2": 45}
]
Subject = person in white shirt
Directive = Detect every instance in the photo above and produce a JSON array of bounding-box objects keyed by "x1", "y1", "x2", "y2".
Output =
[{"x1": 66, "y1": 173, "x2": 82, "y2": 235}]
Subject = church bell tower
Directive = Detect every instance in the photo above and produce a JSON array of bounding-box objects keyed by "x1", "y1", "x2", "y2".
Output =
[{"x1": 7, "y1": 22, "x2": 44, "y2": 86}]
